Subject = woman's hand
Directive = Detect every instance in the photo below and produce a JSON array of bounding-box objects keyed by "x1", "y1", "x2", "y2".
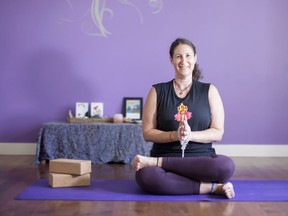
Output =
[{"x1": 177, "y1": 115, "x2": 191, "y2": 142}]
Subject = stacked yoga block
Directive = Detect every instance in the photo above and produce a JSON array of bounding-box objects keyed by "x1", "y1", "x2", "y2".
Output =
[{"x1": 49, "y1": 158, "x2": 91, "y2": 188}]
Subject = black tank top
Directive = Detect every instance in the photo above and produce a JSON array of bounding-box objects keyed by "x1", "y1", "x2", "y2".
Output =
[{"x1": 150, "y1": 79, "x2": 216, "y2": 157}]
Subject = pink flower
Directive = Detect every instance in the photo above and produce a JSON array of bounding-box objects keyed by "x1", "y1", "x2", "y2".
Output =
[{"x1": 174, "y1": 103, "x2": 192, "y2": 122}]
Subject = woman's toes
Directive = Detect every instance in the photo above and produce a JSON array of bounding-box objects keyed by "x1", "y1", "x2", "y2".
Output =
[
  {"x1": 223, "y1": 182, "x2": 235, "y2": 199},
  {"x1": 133, "y1": 155, "x2": 142, "y2": 171}
]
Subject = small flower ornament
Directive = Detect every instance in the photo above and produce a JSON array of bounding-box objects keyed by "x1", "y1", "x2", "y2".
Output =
[
  {"x1": 174, "y1": 103, "x2": 192, "y2": 157},
  {"x1": 174, "y1": 103, "x2": 192, "y2": 122}
]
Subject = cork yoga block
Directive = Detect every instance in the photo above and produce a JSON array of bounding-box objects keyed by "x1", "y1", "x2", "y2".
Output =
[
  {"x1": 49, "y1": 173, "x2": 91, "y2": 188},
  {"x1": 49, "y1": 159, "x2": 91, "y2": 175}
]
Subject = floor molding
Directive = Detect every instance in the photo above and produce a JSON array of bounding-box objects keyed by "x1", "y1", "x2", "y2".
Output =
[
  {"x1": 214, "y1": 144, "x2": 288, "y2": 157},
  {"x1": 0, "y1": 143, "x2": 37, "y2": 155},
  {"x1": 0, "y1": 143, "x2": 288, "y2": 157}
]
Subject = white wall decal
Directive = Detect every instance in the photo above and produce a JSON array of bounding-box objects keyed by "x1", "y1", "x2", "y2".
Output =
[{"x1": 58, "y1": 0, "x2": 163, "y2": 37}]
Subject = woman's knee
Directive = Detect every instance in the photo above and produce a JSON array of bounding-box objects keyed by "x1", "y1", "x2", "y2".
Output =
[
  {"x1": 216, "y1": 156, "x2": 235, "y2": 182},
  {"x1": 135, "y1": 167, "x2": 165, "y2": 194}
]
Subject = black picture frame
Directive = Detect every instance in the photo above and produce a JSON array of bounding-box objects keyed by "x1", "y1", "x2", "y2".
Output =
[{"x1": 122, "y1": 97, "x2": 143, "y2": 120}]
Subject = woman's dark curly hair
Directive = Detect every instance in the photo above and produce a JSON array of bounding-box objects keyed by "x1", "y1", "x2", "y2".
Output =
[{"x1": 169, "y1": 38, "x2": 203, "y2": 80}]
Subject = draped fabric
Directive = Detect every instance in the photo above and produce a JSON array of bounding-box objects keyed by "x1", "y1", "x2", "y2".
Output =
[{"x1": 35, "y1": 122, "x2": 152, "y2": 164}]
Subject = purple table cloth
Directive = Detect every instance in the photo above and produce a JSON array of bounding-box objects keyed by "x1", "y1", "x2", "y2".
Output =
[{"x1": 35, "y1": 122, "x2": 152, "y2": 164}]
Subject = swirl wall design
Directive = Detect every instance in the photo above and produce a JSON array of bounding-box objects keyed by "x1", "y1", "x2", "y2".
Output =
[{"x1": 58, "y1": 0, "x2": 163, "y2": 37}]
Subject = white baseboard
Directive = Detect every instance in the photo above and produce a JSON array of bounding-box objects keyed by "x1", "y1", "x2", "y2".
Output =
[
  {"x1": 214, "y1": 144, "x2": 288, "y2": 157},
  {"x1": 0, "y1": 143, "x2": 37, "y2": 155},
  {"x1": 0, "y1": 143, "x2": 288, "y2": 157}
]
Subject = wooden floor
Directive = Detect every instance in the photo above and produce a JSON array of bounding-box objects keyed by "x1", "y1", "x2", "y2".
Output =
[{"x1": 0, "y1": 156, "x2": 288, "y2": 216}]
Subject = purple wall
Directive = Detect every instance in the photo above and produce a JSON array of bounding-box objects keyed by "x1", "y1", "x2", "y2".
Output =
[{"x1": 0, "y1": 0, "x2": 287, "y2": 144}]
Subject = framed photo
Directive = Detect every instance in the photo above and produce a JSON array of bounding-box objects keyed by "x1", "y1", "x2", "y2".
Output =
[
  {"x1": 75, "y1": 102, "x2": 89, "y2": 118},
  {"x1": 122, "y1": 97, "x2": 143, "y2": 120},
  {"x1": 90, "y1": 102, "x2": 104, "y2": 118}
]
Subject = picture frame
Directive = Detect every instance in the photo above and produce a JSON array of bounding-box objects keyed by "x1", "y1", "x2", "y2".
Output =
[
  {"x1": 75, "y1": 102, "x2": 89, "y2": 118},
  {"x1": 90, "y1": 102, "x2": 104, "y2": 118},
  {"x1": 122, "y1": 97, "x2": 143, "y2": 120}
]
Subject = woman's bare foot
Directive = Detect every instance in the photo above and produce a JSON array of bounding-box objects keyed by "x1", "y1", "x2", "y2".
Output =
[
  {"x1": 133, "y1": 155, "x2": 157, "y2": 171},
  {"x1": 214, "y1": 182, "x2": 235, "y2": 199}
]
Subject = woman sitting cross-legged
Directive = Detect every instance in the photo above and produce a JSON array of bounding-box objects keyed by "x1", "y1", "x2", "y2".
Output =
[{"x1": 133, "y1": 38, "x2": 235, "y2": 199}]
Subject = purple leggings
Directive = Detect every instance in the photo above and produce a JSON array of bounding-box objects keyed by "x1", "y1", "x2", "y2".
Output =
[{"x1": 135, "y1": 155, "x2": 235, "y2": 195}]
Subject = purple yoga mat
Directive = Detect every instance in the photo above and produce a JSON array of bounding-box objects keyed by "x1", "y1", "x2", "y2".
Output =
[{"x1": 15, "y1": 179, "x2": 288, "y2": 202}]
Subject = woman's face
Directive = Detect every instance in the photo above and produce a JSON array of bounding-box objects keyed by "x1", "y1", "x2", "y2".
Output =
[{"x1": 170, "y1": 44, "x2": 197, "y2": 77}]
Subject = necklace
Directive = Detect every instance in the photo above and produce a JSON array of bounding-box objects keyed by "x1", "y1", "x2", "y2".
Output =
[{"x1": 174, "y1": 80, "x2": 192, "y2": 95}]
